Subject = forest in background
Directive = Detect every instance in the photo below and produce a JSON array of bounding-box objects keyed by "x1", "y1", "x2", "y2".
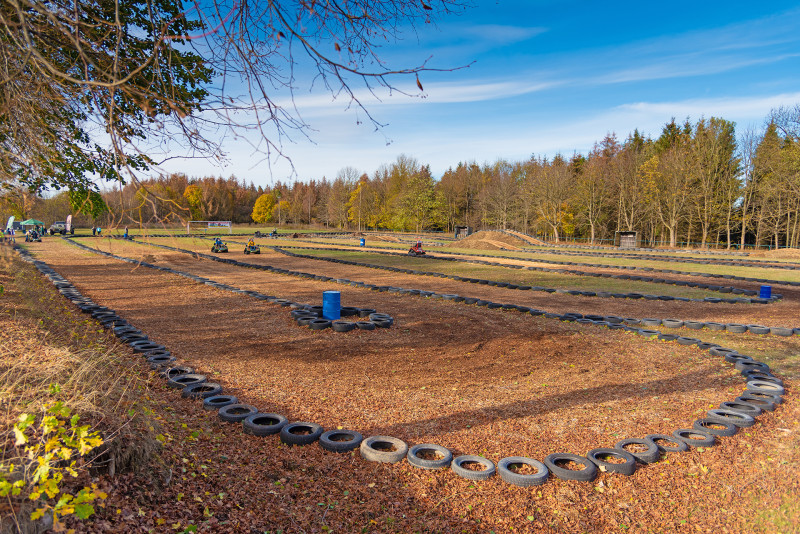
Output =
[{"x1": 3, "y1": 106, "x2": 799, "y2": 249}]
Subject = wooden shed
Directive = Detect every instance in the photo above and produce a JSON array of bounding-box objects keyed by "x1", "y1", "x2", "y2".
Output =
[{"x1": 616, "y1": 231, "x2": 638, "y2": 249}]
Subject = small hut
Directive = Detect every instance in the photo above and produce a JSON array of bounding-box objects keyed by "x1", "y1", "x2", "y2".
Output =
[{"x1": 616, "y1": 231, "x2": 638, "y2": 249}]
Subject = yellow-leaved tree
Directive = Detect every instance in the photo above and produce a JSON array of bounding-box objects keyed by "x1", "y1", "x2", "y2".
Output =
[{"x1": 251, "y1": 193, "x2": 276, "y2": 224}]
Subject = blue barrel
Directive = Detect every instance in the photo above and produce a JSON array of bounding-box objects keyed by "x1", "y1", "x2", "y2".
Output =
[
  {"x1": 322, "y1": 291, "x2": 341, "y2": 320},
  {"x1": 759, "y1": 285, "x2": 771, "y2": 299},
  {"x1": 360, "y1": 238, "x2": 365, "y2": 247}
]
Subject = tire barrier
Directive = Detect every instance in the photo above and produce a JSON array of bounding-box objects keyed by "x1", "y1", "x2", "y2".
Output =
[
  {"x1": 497, "y1": 457, "x2": 549, "y2": 486},
  {"x1": 62, "y1": 238, "x2": 392, "y2": 332},
  {"x1": 406, "y1": 444, "x2": 453, "y2": 470},
  {"x1": 271, "y1": 238, "x2": 796, "y2": 292},
  {"x1": 12, "y1": 244, "x2": 788, "y2": 488},
  {"x1": 451, "y1": 455, "x2": 496, "y2": 481},
  {"x1": 269, "y1": 245, "x2": 779, "y2": 305},
  {"x1": 360, "y1": 436, "x2": 409, "y2": 463},
  {"x1": 87, "y1": 236, "x2": 799, "y2": 336},
  {"x1": 104, "y1": 233, "x2": 789, "y2": 300}
]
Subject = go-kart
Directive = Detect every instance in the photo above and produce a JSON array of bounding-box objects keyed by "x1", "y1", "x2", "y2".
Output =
[
  {"x1": 243, "y1": 244, "x2": 261, "y2": 254},
  {"x1": 211, "y1": 242, "x2": 228, "y2": 253},
  {"x1": 408, "y1": 246, "x2": 425, "y2": 257}
]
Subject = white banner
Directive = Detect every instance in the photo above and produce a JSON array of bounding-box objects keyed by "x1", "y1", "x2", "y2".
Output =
[
  {"x1": 5, "y1": 216, "x2": 14, "y2": 230},
  {"x1": 66, "y1": 214, "x2": 72, "y2": 232}
]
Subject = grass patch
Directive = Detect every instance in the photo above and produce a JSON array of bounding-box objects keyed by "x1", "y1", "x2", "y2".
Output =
[{"x1": 285, "y1": 248, "x2": 732, "y2": 299}]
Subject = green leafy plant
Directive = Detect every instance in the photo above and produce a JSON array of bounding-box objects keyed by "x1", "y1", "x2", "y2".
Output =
[{"x1": 0, "y1": 397, "x2": 107, "y2": 528}]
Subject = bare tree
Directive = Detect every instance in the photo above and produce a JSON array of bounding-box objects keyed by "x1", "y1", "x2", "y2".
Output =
[{"x1": 0, "y1": 0, "x2": 468, "y2": 227}]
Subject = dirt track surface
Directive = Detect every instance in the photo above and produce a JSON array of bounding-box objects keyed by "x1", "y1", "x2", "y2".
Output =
[
  {"x1": 22, "y1": 238, "x2": 800, "y2": 533},
  {"x1": 116, "y1": 236, "x2": 800, "y2": 329}
]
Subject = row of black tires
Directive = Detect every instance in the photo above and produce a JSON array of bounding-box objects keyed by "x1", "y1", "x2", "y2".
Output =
[
  {"x1": 90, "y1": 237, "x2": 798, "y2": 336},
  {"x1": 17, "y1": 245, "x2": 786, "y2": 487},
  {"x1": 272, "y1": 244, "x2": 782, "y2": 304},
  {"x1": 64, "y1": 238, "x2": 392, "y2": 332}
]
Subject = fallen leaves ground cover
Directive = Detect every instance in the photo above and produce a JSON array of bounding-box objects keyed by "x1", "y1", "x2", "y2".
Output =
[{"x1": 9, "y1": 238, "x2": 800, "y2": 533}]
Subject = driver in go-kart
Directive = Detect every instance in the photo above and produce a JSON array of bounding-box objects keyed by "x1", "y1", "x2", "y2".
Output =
[
  {"x1": 214, "y1": 237, "x2": 223, "y2": 247},
  {"x1": 247, "y1": 237, "x2": 255, "y2": 248},
  {"x1": 411, "y1": 240, "x2": 423, "y2": 254}
]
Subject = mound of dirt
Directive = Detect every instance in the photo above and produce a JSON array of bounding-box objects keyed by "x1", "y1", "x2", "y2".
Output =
[{"x1": 446, "y1": 230, "x2": 526, "y2": 251}]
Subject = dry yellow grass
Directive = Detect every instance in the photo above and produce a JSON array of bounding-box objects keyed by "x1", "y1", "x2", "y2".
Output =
[{"x1": 0, "y1": 247, "x2": 162, "y2": 532}]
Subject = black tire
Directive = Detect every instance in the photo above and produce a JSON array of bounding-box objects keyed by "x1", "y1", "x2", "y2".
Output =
[
  {"x1": 359, "y1": 435, "x2": 408, "y2": 463},
  {"x1": 243, "y1": 413, "x2": 288, "y2": 436},
  {"x1": 167, "y1": 373, "x2": 207, "y2": 389},
  {"x1": 497, "y1": 457, "x2": 549, "y2": 486},
  {"x1": 356, "y1": 321, "x2": 376, "y2": 330},
  {"x1": 147, "y1": 354, "x2": 175, "y2": 368},
  {"x1": 705, "y1": 409, "x2": 756, "y2": 428},
  {"x1": 719, "y1": 401, "x2": 762, "y2": 417},
  {"x1": 358, "y1": 308, "x2": 377, "y2": 317},
  {"x1": 143, "y1": 349, "x2": 171, "y2": 359},
  {"x1": 676, "y1": 337, "x2": 699, "y2": 346},
  {"x1": 684, "y1": 321, "x2": 705, "y2": 330},
  {"x1": 332, "y1": 321, "x2": 356, "y2": 332},
  {"x1": 726, "y1": 323, "x2": 747, "y2": 333},
  {"x1": 161, "y1": 366, "x2": 194, "y2": 379},
  {"x1": 309, "y1": 319, "x2": 331, "y2": 330},
  {"x1": 319, "y1": 429, "x2": 363, "y2": 452},
  {"x1": 368, "y1": 313, "x2": 393, "y2": 323},
  {"x1": 372, "y1": 319, "x2": 392, "y2": 328},
  {"x1": 645, "y1": 434, "x2": 689, "y2": 453},
  {"x1": 735, "y1": 395, "x2": 776, "y2": 412},
  {"x1": 726, "y1": 353, "x2": 752, "y2": 364},
  {"x1": 451, "y1": 455, "x2": 496, "y2": 481},
  {"x1": 587, "y1": 448, "x2": 637, "y2": 476},
  {"x1": 406, "y1": 444, "x2": 452, "y2": 470},
  {"x1": 182, "y1": 382, "x2": 223, "y2": 399},
  {"x1": 218, "y1": 403, "x2": 259, "y2": 423},
  {"x1": 735, "y1": 361, "x2": 770, "y2": 373},
  {"x1": 742, "y1": 374, "x2": 783, "y2": 386},
  {"x1": 770, "y1": 327, "x2": 794, "y2": 337},
  {"x1": 746, "y1": 380, "x2": 784, "y2": 396},
  {"x1": 672, "y1": 429, "x2": 716, "y2": 447},
  {"x1": 280, "y1": 422, "x2": 324, "y2": 446},
  {"x1": 130, "y1": 341, "x2": 165, "y2": 353},
  {"x1": 741, "y1": 390, "x2": 782, "y2": 405},
  {"x1": 340, "y1": 306, "x2": 359, "y2": 317},
  {"x1": 615, "y1": 438, "x2": 660, "y2": 464},
  {"x1": 544, "y1": 453, "x2": 597, "y2": 481},
  {"x1": 693, "y1": 419, "x2": 737, "y2": 437},
  {"x1": 119, "y1": 333, "x2": 148, "y2": 343},
  {"x1": 203, "y1": 395, "x2": 237, "y2": 411}
]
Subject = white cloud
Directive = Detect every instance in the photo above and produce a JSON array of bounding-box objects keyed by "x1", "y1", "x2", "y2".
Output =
[{"x1": 457, "y1": 24, "x2": 548, "y2": 45}]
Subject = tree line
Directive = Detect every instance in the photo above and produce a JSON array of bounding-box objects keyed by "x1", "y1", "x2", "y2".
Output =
[{"x1": 3, "y1": 106, "x2": 799, "y2": 249}]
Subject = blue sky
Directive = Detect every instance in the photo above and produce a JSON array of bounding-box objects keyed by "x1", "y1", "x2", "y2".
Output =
[{"x1": 163, "y1": 0, "x2": 800, "y2": 187}]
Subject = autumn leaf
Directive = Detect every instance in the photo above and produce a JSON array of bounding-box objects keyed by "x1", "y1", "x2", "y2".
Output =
[{"x1": 416, "y1": 75, "x2": 424, "y2": 91}]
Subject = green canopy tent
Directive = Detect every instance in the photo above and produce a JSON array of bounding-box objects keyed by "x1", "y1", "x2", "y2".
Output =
[{"x1": 19, "y1": 219, "x2": 45, "y2": 227}]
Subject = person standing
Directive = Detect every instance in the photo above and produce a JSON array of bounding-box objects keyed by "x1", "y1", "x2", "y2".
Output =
[
  {"x1": 92, "y1": 226, "x2": 96, "y2": 236},
  {"x1": 9, "y1": 227, "x2": 15, "y2": 243},
  {"x1": 124, "y1": 226, "x2": 129, "y2": 239}
]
